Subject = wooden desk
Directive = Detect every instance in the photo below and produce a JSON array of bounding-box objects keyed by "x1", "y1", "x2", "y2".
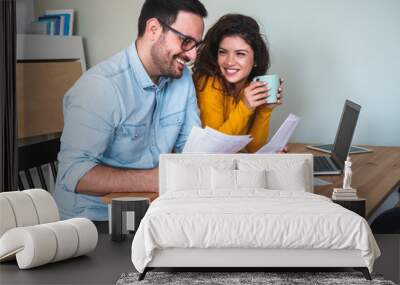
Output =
[
  {"x1": 100, "y1": 192, "x2": 158, "y2": 204},
  {"x1": 290, "y1": 143, "x2": 400, "y2": 217},
  {"x1": 100, "y1": 144, "x2": 400, "y2": 218}
]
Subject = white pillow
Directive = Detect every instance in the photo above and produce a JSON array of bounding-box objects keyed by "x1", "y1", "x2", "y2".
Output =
[
  {"x1": 236, "y1": 169, "x2": 267, "y2": 189},
  {"x1": 238, "y1": 159, "x2": 309, "y2": 192},
  {"x1": 211, "y1": 169, "x2": 267, "y2": 190},
  {"x1": 211, "y1": 168, "x2": 236, "y2": 190},
  {"x1": 266, "y1": 162, "x2": 307, "y2": 191},
  {"x1": 167, "y1": 160, "x2": 235, "y2": 192}
]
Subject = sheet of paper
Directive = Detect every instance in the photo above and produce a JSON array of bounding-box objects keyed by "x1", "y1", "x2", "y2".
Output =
[
  {"x1": 256, "y1": 113, "x2": 301, "y2": 154},
  {"x1": 205, "y1": 127, "x2": 251, "y2": 142},
  {"x1": 181, "y1": 126, "x2": 204, "y2": 153},
  {"x1": 182, "y1": 126, "x2": 252, "y2": 153}
]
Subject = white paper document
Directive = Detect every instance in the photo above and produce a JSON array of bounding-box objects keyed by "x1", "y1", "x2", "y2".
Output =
[
  {"x1": 182, "y1": 126, "x2": 252, "y2": 153},
  {"x1": 256, "y1": 113, "x2": 301, "y2": 154},
  {"x1": 183, "y1": 113, "x2": 300, "y2": 154}
]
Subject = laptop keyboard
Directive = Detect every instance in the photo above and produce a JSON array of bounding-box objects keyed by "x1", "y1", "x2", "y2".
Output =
[{"x1": 314, "y1": 156, "x2": 337, "y2": 171}]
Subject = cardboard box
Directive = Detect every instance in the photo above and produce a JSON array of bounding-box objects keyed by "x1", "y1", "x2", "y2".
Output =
[{"x1": 16, "y1": 61, "x2": 82, "y2": 138}]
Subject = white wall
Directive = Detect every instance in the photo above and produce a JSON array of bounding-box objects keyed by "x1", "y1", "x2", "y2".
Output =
[
  {"x1": 17, "y1": 0, "x2": 34, "y2": 34},
  {"x1": 33, "y1": 0, "x2": 400, "y2": 146},
  {"x1": 34, "y1": 0, "x2": 139, "y2": 68}
]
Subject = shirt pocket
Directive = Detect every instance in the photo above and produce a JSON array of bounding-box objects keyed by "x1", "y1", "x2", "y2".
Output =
[
  {"x1": 109, "y1": 124, "x2": 146, "y2": 164},
  {"x1": 160, "y1": 110, "x2": 185, "y2": 127},
  {"x1": 159, "y1": 111, "x2": 185, "y2": 150}
]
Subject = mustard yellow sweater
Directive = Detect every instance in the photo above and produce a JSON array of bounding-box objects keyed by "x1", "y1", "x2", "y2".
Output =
[{"x1": 196, "y1": 76, "x2": 272, "y2": 153}]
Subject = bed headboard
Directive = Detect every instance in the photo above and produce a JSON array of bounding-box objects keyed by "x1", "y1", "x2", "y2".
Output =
[{"x1": 159, "y1": 153, "x2": 314, "y2": 195}]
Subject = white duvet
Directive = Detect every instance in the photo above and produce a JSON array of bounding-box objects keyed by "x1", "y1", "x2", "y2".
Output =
[{"x1": 131, "y1": 190, "x2": 380, "y2": 273}]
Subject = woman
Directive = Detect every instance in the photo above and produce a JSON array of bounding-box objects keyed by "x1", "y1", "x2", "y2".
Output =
[{"x1": 193, "y1": 14, "x2": 283, "y2": 153}]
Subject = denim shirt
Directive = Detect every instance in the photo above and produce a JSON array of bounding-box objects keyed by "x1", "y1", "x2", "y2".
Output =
[{"x1": 54, "y1": 43, "x2": 200, "y2": 220}]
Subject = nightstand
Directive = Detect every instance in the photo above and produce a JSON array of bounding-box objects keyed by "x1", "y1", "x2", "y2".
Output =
[{"x1": 332, "y1": 198, "x2": 366, "y2": 218}]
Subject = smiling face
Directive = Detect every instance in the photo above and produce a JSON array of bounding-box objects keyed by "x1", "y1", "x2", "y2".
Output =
[
  {"x1": 217, "y1": 35, "x2": 255, "y2": 89},
  {"x1": 151, "y1": 11, "x2": 204, "y2": 79}
]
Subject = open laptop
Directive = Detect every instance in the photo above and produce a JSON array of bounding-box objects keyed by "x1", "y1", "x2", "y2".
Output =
[
  {"x1": 312, "y1": 100, "x2": 361, "y2": 175},
  {"x1": 307, "y1": 144, "x2": 371, "y2": 154}
]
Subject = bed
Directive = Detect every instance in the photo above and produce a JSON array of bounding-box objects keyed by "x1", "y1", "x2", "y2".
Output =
[{"x1": 131, "y1": 154, "x2": 380, "y2": 280}]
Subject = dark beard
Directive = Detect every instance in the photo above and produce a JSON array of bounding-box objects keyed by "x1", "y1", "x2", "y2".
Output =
[{"x1": 150, "y1": 36, "x2": 183, "y2": 79}]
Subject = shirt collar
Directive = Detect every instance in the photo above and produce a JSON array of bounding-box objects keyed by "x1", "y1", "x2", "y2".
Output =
[{"x1": 128, "y1": 42, "x2": 171, "y2": 91}]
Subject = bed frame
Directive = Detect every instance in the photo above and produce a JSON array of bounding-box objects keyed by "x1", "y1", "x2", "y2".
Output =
[
  {"x1": 139, "y1": 248, "x2": 370, "y2": 280},
  {"x1": 138, "y1": 154, "x2": 372, "y2": 281}
]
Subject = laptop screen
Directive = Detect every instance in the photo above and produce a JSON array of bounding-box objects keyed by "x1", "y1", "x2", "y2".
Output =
[{"x1": 331, "y1": 100, "x2": 361, "y2": 169}]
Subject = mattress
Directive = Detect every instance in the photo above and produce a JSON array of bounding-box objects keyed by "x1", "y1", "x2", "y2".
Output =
[{"x1": 131, "y1": 190, "x2": 380, "y2": 273}]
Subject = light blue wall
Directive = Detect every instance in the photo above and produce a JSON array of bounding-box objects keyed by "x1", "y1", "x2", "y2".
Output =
[
  {"x1": 201, "y1": 0, "x2": 400, "y2": 146},
  {"x1": 34, "y1": 0, "x2": 400, "y2": 146}
]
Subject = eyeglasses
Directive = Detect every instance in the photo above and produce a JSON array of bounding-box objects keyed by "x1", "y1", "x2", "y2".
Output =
[{"x1": 158, "y1": 19, "x2": 203, "y2": 51}]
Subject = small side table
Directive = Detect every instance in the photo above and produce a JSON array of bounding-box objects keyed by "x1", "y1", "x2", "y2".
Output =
[
  {"x1": 111, "y1": 197, "x2": 150, "y2": 241},
  {"x1": 101, "y1": 192, "x2": 158, "y2": 235},
  {"x1": 332, "y1": 198, "x2": 366, "y2": 218}
]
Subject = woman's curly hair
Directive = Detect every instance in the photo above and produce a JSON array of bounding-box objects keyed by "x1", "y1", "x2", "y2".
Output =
[{"x1": 193, "y1": 14, "x2": 270, "y2": 99}]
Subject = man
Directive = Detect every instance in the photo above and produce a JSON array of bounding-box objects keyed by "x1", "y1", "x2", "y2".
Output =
[{"x1": 54, "y1": 0, "x2": 207, "y2": 220}]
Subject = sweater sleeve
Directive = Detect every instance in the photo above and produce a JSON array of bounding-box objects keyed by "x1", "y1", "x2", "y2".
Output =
[
  {"x1": 245, "y1": 106, "x2": 272, "y2": 153},
  {"x1": 197, "y1": 78, "x2": 254, "y2": 135}
]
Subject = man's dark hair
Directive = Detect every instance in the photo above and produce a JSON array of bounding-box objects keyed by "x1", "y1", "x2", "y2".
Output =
[{"x1": 138, "y1": 0, "x2": 207, "y2": 37}]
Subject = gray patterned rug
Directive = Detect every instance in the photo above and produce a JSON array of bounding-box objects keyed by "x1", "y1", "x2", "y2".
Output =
[{"x1": 116, "y1": 271, "x2": 395, "y2": 285}]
